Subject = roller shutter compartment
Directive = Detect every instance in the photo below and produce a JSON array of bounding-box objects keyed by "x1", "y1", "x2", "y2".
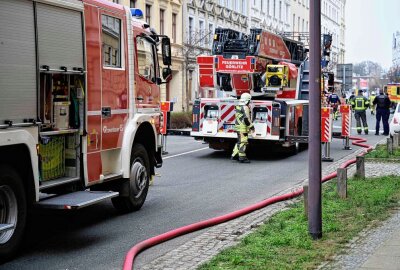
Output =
[
  {"x1": 0, "y1": 0, "x2": 37, "y2": 124},
  {"x1": 36, "y1": 3, "x2": 84, "y2": 71}
]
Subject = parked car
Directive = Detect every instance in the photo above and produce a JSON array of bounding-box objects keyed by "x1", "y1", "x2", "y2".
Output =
[{"x1": 389, "y1": 103, "x2": 400, "y2": 137}]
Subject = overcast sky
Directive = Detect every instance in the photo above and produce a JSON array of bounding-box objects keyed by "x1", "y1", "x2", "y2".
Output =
[{"x1": 345, "y1": 0, "x2": 400, "y2": 69}]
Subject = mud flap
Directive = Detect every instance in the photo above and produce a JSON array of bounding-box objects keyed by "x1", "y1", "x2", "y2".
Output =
[{"x1": 155, "y1": 146, "x2": 163, "y2": 168}]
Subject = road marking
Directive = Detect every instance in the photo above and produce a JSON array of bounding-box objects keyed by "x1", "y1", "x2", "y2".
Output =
[{"x1": 163, "y1": 147, "x2": 209, "y2": 159}]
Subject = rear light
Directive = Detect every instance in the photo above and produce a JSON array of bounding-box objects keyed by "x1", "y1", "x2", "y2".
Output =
[
  {"x1": 159, "y1": 113, "x2": 164, "y2": 133},
  {"x1": 394, "y1": 117, "x2": 399, "y2": 124},
  {"x1": 250, "y1": 57, "x2": 256, "y2": 71}
]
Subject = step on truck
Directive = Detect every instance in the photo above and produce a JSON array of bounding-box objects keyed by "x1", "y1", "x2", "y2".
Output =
[
  {"x1": 191, "y1": 28, "x2": 310, "y2": 152},
  {"x1": 0, "y1": 0, "x2": 172, "y2": 260}
]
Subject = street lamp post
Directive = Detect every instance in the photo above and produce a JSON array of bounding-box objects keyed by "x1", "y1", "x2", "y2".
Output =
[{"x1": 308, "y1": 0, "x2": 322, "y2": 239}]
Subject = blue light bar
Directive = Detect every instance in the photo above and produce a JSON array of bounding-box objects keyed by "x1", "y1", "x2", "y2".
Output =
[{"x1": 130, "y1": 8, "x2": 143, "y2": 19}]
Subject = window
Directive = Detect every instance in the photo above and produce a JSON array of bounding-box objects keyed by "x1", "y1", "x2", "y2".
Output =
[
  {"x1": 273, "y1": 0, "x2": 276, "y2": 17},
  {"x1": 208, "y1": 23, "x2": 214, "y2": 46},
  {"x1": 112, "y1": 0, "x2": 119, "y2": 3},
  {"x1": 188, "y1": 17, "x2": 194, "y2": 43},
  {"x1": 145, "y1": 4, "x2": 151, "y2": 25},
  {"x1": 242, "y1": 0, "x2": 247, "y2": 15},
  {"x1": 172, "y1": 13, "x2": 177, "y2": 43},
  {"x1": 293, "y1": 13, "x2": 295, "y2": 31},
  {"x1": 159, "y1": 9, "x2": 165, "y2": 35},
  {"x1": 136, "y1": 36, "x2": 155, "y2": 82},
  {"x1": 199, "y1": 20, "x2": 205, "y2": 46},
  {"x1": 285, "y1": 4, "x2": 289, "y2": 22},
  {"x1": 267, "y1": 0, "x2": 270, "y2": 15},
  {"x1": 302, "y1": 18, "x2": 304, "y2": 32},
  {"x1": 297, "y1": 16, "x2": 300, "y2": 32},
  {"x1": 130, "y1": 0, "x2": 136, "y2": 8},
  {"x1": 279, "y1": 1, "x2": 282, "y2": 20},
  {"x1": 102, "y1": 15, "x2": 121, "y2": 67}
]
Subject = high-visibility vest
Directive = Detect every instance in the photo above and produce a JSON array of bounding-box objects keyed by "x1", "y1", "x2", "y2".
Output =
[
  {"x1": 351, "y1": 96, "x2": 369, "y2": 111},
  {"x1": 235, "y1": 105, "x2": 252, "y2": 132}
]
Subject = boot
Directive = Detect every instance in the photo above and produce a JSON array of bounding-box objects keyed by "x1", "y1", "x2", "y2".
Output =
[
  {"x1": 230, "y1": 155, "x2": 238, "y2": 161},
  {"x1": 238, "y1": 157, "x2": 251, "y2": 163}
]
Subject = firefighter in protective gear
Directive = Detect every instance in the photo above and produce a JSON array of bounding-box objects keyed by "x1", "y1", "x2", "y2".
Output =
[
  {"x1": 231, "y1": 93, "x2": 254, "y2": 163},
  {"x1": 350, "y1": 90, "x2": 370, "y2": 134},
  {"x1": 369, "y1": 91, "x2": 376, "y2": 115}
]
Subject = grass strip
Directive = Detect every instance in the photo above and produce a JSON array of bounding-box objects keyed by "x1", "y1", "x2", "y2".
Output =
[
  {"x1": 365, "y1": 144, "x2": 400, "y2": 159},
  {"x1": 199, "y1": 175, "x2": 400, "y2": 270}
]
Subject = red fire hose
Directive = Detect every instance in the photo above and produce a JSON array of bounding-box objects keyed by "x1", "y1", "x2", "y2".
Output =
[{"x1": 123, "y1": 136, "x2": 373, "y2": 270}]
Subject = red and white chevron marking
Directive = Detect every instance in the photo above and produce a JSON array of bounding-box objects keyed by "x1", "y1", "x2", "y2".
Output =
[
  {"x1": 266, "y1": 106, "x2": 272, "y2": 134},
  {"x1": 219, "y1": 104, "x2": 236, "y2": 132},
  {"x1": 199, "y1": 102, "x2": 206, "y2": 129},
  {"x1": 321, "y1": 117, "x2": 332, "y2": 142},
  {"x1": 342, "y1": 113, "x2": 350, "y2": 137}
]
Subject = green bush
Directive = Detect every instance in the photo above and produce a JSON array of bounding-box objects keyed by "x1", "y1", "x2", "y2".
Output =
[{"x1": 170, "y1": 111, "x2": 192, "y2": 129}]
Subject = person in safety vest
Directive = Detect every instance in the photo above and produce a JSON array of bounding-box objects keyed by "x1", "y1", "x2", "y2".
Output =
[
  {"x1": 369, "y1": 91, "x2": 376, "y2": 115},
  {"x1": 347, "y1": 91, "x2": 355, "y2": 104},
  {"x1": 327, "y1": 90, "x2": 341, "y2": 120},
  {"x1": 350, "y1": 89, "x2": 370, "y2": 134},
  {"x1": 373, "y1": 89, "x2": 391, "y2": 136},
  {"x1": 231, "y1": 93, "x2": 254, "y2": 163}
]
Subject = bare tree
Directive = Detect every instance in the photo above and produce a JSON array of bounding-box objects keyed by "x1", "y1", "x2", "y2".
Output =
[
  {"x1": 388, "y1": 65, "x2": 400, "y2": 83},
  {"x1": 180, "y1": 28, "x2": 214, "y2": 111},
  {"x1": 353, "y1": 61, "x2": 383, "y2": 77}
]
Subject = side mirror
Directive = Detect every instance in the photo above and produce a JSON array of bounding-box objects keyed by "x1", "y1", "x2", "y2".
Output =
[
  {"x1": 161, "y1": 38, "x2": 172, "y2": 66},
  {"x1": 162, "y1": 67, "x2": 172, "y2": 82}
]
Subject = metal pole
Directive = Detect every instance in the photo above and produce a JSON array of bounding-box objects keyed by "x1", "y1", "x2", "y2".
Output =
[{"x1": 308, "y1": 0, "x2": 322, "y2": 239}]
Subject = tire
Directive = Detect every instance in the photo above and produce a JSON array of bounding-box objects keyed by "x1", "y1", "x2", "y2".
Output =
[
  {"x1": 0, "y1": 165, "x2": 27, "y2": 262},
  {"x1": 112, "y1": 144, "x2": 150, "y2": 213}
]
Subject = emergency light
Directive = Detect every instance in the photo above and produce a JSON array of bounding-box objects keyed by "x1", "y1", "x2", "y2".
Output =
[{"x1": 130, "y1": 8, "x2": 143, "y2": 19}]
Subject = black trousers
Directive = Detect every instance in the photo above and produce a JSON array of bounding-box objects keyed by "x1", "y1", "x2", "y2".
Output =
[{"x1": 376, "y1": 108, "x2": 390, "y2": 135}]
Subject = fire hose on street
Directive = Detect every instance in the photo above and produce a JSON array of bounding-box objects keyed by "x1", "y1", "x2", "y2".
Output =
[{"x1": 123, "y1": 136, "x2": 373, "y2": 270}]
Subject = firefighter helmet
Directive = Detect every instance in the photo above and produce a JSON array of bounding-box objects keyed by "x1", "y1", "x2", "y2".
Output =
[{"x1": 240, "y1": 93, "x2": 252, "y2": 104}]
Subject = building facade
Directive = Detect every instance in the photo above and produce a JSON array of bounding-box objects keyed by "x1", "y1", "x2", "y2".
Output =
[
  {"x1": 249, "y1": 0, "x2": 291, "y2": 33},
  {"x1": 393, "y1": 31, "x2": 400, "y2": 67},
  {"x1": 290, "y1": 0, "x2": 346, "y2": 69}
]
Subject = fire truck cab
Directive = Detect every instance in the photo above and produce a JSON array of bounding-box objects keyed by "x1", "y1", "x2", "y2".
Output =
[{"x1": 0, "y1": 0, "x2": 172, "y2": 260}]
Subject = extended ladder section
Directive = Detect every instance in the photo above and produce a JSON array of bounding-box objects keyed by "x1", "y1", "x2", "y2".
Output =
[
  {"x1": 299, "y1": 60, "x2": 310, "y2": 100},
  {"x1": 212, "y1": 28, "x2": 306, "y2": 64}
]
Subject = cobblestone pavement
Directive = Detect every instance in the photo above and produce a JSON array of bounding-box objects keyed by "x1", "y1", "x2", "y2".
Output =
[{"x1": 138, "y1": 139, "x2": 391, "y2": 270}]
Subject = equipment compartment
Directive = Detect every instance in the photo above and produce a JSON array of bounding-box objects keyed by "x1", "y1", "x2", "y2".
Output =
[{"x1": 38, "y1": 72, "x2": 84, "y2": 183}]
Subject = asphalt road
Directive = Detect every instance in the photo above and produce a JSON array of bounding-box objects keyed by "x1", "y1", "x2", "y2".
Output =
[{"x1": 1, "y1": 112, "x2": 387, "y2": 270}]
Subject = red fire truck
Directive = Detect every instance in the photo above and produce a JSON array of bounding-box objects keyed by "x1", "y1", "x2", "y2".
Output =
[
  {"x1": 0, "y1": 0, "x2": 172, "y2": 259},
  {"x1": 191, "y1": 28, "x2": 309, "y2": 152}
]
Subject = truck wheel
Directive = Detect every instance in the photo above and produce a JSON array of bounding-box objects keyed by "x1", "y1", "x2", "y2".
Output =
[
  {"x1": 112, "y1": 144, "x2": 150, "y2": 213},
  {"x1": 0, "y1": 165, "x2": 27, "y2": 262}
]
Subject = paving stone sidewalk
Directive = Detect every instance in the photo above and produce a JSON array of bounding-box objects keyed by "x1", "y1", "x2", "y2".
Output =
[{"x1": 138, "y1": 139, "x2": 394, "y2": 270}]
